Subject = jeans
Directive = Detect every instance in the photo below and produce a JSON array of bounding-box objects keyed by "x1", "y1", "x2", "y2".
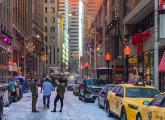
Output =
[
  {"x1": 54, "y1": 94, "x2": 64, "y2": 110},
  {"x1": 43, "y1": 95, "x2": 50, "y2": 107},
  {"x1": 32, "y1": 95, "x2": 38, "y2": 110}
]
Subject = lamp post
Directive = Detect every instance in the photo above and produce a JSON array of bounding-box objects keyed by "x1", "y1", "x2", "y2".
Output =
[
  {"x1": 105, "y1": 52, "x2": 111, "y2": 84},
  {"x1": 24, "y1": 35, "x2": 40, "y2": 76},
  {"x1": 124, "y1": 46, "x2": 131, "y2": 83}
]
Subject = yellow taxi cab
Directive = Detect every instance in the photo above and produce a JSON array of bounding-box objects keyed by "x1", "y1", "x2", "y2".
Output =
[
  {"x1": 106, "y1": 84, "x2": 160, "y2": 120},
  {"x1": 136, "y1": 92, "x2": 165, "y2": 120}
]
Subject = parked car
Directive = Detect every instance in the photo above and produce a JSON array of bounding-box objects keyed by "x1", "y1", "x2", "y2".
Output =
[
  {"x1": 73, "y1": 80, "x2": 83, "y2": 96},
  {"x1": 98, "y1": 84, "x2": 117, "y2": 109},
  {"x1": 79, "y1": 78, "x2": 106, "y2": 102},
  {"x1": 0, "y1": 83, "x2": 9, "y2": 120},
  {"x1": 136, "y1": 92, "x2": 165, "y2": 120},
  {"x1": 106, "y1": 84, "x2": 160, "y2": 120},
  {"x1": 67, "y1": 80, "x2": 74, "y2": 91}
]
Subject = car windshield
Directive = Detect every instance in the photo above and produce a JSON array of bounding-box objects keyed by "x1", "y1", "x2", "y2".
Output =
[
  {"x1": 74, "y1": 80, "x2": 82, "y2": 84},
  {"x1": 86, "y1": 79, "x2": 105, "y2": 86},
  {"x1": 126, "y1": 88, "x2": 160, "y2": 98}
]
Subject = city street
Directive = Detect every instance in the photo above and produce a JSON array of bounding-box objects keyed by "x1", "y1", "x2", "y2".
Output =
[{"x1": 3, "y1": 89, "x2": 117, "y2": 120}]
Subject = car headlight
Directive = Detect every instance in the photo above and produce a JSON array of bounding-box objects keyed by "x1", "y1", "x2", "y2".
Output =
[{"x1": 128, "y1": 104, "x2": 139, "y2": 110}]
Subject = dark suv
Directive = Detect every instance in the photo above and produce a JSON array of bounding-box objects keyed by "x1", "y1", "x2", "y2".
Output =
[{"x1": 79, "y1": 79, "x2": 105, "y2": 103}]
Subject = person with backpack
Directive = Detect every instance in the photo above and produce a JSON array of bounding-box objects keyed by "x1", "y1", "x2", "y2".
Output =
[{"x1": 51, "y1": 78, "x2": 65, "y2": 112}]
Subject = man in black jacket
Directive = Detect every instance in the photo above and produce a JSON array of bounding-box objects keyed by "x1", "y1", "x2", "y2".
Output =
[{"x1": 31, "y1": 79, "x2": 39, "y2": 112}]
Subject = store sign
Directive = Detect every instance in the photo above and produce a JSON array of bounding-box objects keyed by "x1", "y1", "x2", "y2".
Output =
[
  {"x1": 159, "y1": 0, "x2": 165, "y2": 10},
  {"x1": 128, "y1": 58, "x2": 137, "y2": 63}
]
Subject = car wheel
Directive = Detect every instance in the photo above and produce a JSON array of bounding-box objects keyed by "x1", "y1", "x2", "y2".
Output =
[
  {"x1": 120, "y1": 107, "x2": 127, "y2": 120},
  {"x1": 136, "y1": 113, "x2": 142, "y2": 120},
  {"x1": 83, "y1": 93, "x2": 87, "y2": 102},
  {"x1": 106, "y1": 101, "x2": 112, "y2": 117}
]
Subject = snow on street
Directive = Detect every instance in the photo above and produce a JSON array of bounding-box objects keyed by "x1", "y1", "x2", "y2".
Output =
[{"x1": 3, "y1": 89, "x2": 118, "y2": 120}]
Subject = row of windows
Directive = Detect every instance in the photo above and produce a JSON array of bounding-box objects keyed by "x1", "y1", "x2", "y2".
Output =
[
  {"x1": 45, "y1": 26, "x2": 56, "y2": 32},
  {"x1": 45, "y1": 17, "x2": 55, "y2": 23},
  {"x1": 45, "y1": 0, "x2": 55, "y2": 3},
  {"x1": 45, "y1": 36, "x2": 56, "y2": 42},
  {"x1": 46, "y1": 46, "x2": 56, "y2": 64},
  {"x1": 45, "y1": 7, "x2": 55, "y2": 13},
  {"x1": 135, "y1": 12, "x2": 154, "y2": 33}
]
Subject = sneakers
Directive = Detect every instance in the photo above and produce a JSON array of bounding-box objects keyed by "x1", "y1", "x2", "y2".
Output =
[
  {"x1": 47, "y1": 105, "x2": 49, "y2": 109},
  {"x1": 32, "y1": 109, "x2": 39, "y2": 112},
  {"x1": 51, "y1": 109, "x2": 56, "y2": 112}
]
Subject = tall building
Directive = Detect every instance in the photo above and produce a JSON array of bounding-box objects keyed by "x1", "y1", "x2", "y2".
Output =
[
  {"x1": 57, "y1": 0, "x2": 65, "y2": 71},
  {"x1": 12, "y1": 0, "x2": 30, "y2": 77},
  {"x1": 68, "y1": 0, "x2": 79, "y2": 73},
  {"x1": 81, "y1": 0, "x2": 103, "y2": 77},
  {"x1": 44, "y1": 0, "x2": 58, "y2": 75},
  {"x1": 62, "y1": 0, "x2": 69, "y2": 71},
  {"x1": 0, "y1": 0, "x2": 12, "y2": 81},
  {"x1": 31, "y1": 0, "x2": 45, "y2": 78}
]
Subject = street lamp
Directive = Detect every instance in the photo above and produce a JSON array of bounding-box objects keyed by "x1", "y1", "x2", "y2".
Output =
[
  {"x1": 124, "y1": 46, "x2": 131, "y2": 83},
  {"x1": 105, "y1": 52, "x2": 111, "y2": 83},
  {"x1": 83, "y1": 61, "x2": 89, "y2": 78}
]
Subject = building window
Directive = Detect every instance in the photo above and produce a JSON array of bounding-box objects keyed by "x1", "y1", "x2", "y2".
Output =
[
  {"x1": 50, "y1": 27, "x2": 55, "y2": 32},
  {"x1": 45, "y1": 36, "x2": 48, "y2": 42},
  {"x1": 50, "y1": 36, "x2": 55, "y2": 42},
  {"x1": 48, "y1": 8, "x2": 55, "y2": 13},
  {"x1": 45, "y1": 17, "x2": 47, "y2": 23},
  {"x1": 136, "y1": 12, "x2": 154, "y2": 33},
  {"x1": 45, "y1": 27, "x2": 47, "y2": 32},
  {"x1": 45, "y1": 7, "x2": 48, "y2": 13},
  {"x1": 49, "y1": 0, "x2": 55, "y2": 3},
  {"x1": 50, "y1": 46, "x2": 51, "y2": 64},
  {"x1": 48, "y1": 17, "x2": 55, "y2": 23}
]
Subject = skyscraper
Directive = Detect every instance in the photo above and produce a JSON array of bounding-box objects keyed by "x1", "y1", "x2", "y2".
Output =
[
  {"x1": 68, "y1": 0, "x2": 79, "y2": 73},
  {"x1": 44, "y1": 0, "x2": 58, "y2": 75}
]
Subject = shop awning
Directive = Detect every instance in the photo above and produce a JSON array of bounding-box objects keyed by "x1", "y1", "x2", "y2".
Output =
[{"x1": 159, "y1": 51, "x2": 165, "y2": 72}]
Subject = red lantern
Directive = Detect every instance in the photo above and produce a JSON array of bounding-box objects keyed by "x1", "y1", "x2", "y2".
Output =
[
  {"x1": 105, "y1": 52, "x2": 111, "y2": 61},
  {"x1": 124, "y1": 46, "x2": 131, "y2": 56}
]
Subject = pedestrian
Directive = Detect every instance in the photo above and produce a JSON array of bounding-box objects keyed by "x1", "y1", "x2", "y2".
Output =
[
  {"x1": 42, "y1": 76, "x2": 53, "y2": 109},
  {"x1": 40, "y1": 77, "x2": 44, "y2": 93},
  {"x1": 51, "y1": 78, "x2": 65, "y2": 112},
  {"x1": 51, "y1": 76, "x2": 57, "y2": 91},
  {"x1": 31, "y1": 78, "x2": 39, "y2": 112},
  {"x1": 128, "y1": 68, "x2": 139, "y2": 84},
  {"x1": 145, "y1": 74, "x2": 151, "y2": 85}
]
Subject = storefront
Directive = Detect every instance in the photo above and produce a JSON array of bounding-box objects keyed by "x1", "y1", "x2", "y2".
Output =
[
  {"x1": 127, "y1": 50, "x2": 154, "y2": 85},
  {"x1": 0, "y1": 46, "x2": 8, "y2": 83},
  {"x1": 159, "y1": 47, "x2": 165, "y2": 92}
]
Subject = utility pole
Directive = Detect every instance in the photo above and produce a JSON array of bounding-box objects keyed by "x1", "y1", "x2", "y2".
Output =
[{"x1": 154, "y1": 0, "x2": 159, "y2": 89}]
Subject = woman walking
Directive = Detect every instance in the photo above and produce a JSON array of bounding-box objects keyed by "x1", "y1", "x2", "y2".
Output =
[{"x1": 51, "y1": 78, "x2": 65, "y2": 112}]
